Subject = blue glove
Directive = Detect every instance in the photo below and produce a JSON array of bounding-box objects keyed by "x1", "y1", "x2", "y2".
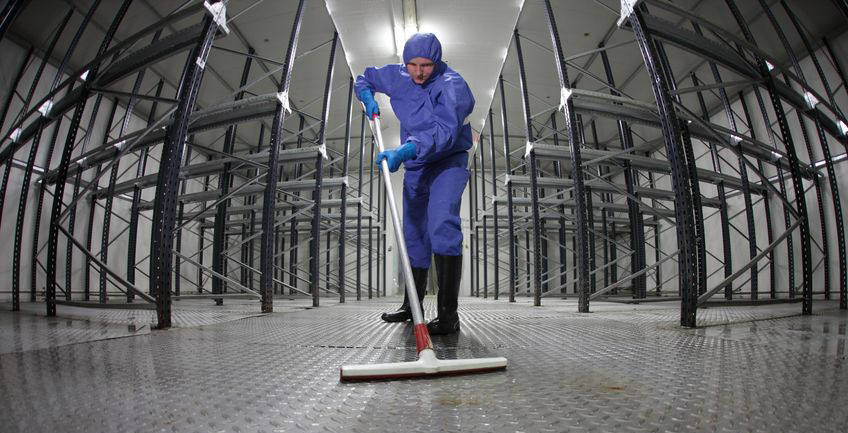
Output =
[
  {"x1": 376, "y1": 141, "x2": 417, "y2": 172},
  {"x1": 358, "y1": 89, "x2": 380, "y2": 119}
]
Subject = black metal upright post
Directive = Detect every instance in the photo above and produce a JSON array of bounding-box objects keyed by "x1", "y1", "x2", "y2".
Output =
[
  {"x1": 250, "y1": 128, "x2": 261, "y2": 295},
  {"x1": 149, "y1": 5, "x2": 220, "y2": 328},
  {"x1": 792, "y1": 101, "x2": 830, "y2": 296},
  {"x1": 375, "y1": 174, "x2": 381, "y2": 298},
  {"x1": 550, "y1": 112, "x2": 569, "y2": 294},
  {"x1": 213, "y1": 48, "x2": 255, "y2": 305},
  {"x1": 647, "y1": 171, "x2": 661, "y2": 293},
  {"x1": 0, "y1": 46, "x2": 32, "y2": 230},
  {"x1": 513, "y1": 30, "x2": 543, "y2": 306},
  {"x1": 480, "y1": 135, "x2": 488, "y2": 298},
  {"x1": 85, "y1": 102, "x2": 117, "y2": 301},
  {"x1": 609, "y1": 220, "x2": 618, "y2": 291},
  {"x1": 264, "y1": 1, "x2": 309, "y2": 309},
  {"x1": 498, "y1": 75, "x2": 516, "y2": 303},
  {"x1": 381, "y1": 178, "x2": 387, "y2": 297},
  {"x1": 32, "y1": 117, "x2": 63, "y2": 300},
  {"x1": 586, "y1": 120, "x2": 599, "y2": 294},
  {"x1": 368, "y1": 136, "x2": 374, "y2": 299},
  {"x1": 652, "y1": 39, "x2": 706, "y2": 300},
  {"x1": 325, "y1": 165, "x2": 333, "y2": 295},
  {"x1": 690, "y1": 23, "x2": 757, "y2": 299},
  {"x1": 543, "y1": 0, "x2": 591, "y2": 312},
  {"x1": 175, "y1": 143, "x2": 194, "y2": 297},
  {"x1": 339, "y1": 75, "x2": 353, "y2": 303},
  {"x1": 356, "y1": 113, "x2": 365, "y2": 301},
  {"x1": 691, "y1": 72, "x2": 734, "y2": 299},
  {"x1": 725, "y1": 0, "x2": 812, "y2": 314},
  {"x1": 9, "y1": 9, "x2": 73, "y2": 311},
  {"x1": 47, "y1": 0, "x2": 132, "y2": 315},
  {"x1": 66, "y1": 85, "x2": 106, "y2": 300},
  {"x1": 199, "y1": 174, "x2": 211, "y2": 294},
  {"x1": 376, "y1": 172, "x2": 383, "y2": 297},
  {"x1": 487, "y1": 109, "x2": 498, "y2": 299},
  {"x1": 470, "y1": 153, "x2": 477, "y2": 296},
  {"x1": 101, "y1": 47, "x2": 152, "y2": 302},
  {"x1": 289, "y1": 116, "x2": 305, "y2": 293},
  {"x1": 309, "y1": 30, "x2": 337, "y2": 306},
  {"x1": 748, "y1": 88, "x2": 792, "y2": 299},
  {"x1": 779, "y1": 0, "x2": 846, "y2": 308},
  {"x1": 623, "y1": 3, "x2": 698, "y2": 326},
  {"x1": 523, "y1": 189, "x2": 531, "y2": 297},
  {"x1": 128, "y1": 79, "x2": 163, "y2": 291},
  {"x1": 599, "y1": 48, "x2": 646, "y2": 299}
]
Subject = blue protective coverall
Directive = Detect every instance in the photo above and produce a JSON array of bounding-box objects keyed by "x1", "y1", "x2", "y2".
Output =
[{"x1": 355, "y1": 33, "x2": 475, "y2": 269}]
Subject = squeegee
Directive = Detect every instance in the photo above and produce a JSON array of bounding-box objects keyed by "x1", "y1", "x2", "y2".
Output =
[{"x1": 339, "y1": 115, "x2": 508, "y2": 381}]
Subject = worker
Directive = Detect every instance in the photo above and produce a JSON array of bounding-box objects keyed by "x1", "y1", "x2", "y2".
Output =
[{"x1": 355, "y1": 33, "x2": 474, "y2": 335}]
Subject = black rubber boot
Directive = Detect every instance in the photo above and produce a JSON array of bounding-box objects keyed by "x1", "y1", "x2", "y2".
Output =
[
  {"x1": 381, "y1": 267, "x2": 428, "y2": 322},
  {"x1": 427, "y1": 254, "x2": 462, "y2": 335}
]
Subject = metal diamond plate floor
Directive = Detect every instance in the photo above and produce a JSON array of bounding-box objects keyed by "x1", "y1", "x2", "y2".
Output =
[{"x1": 1, "y1": 297, "x2": 846, "y2": 432}]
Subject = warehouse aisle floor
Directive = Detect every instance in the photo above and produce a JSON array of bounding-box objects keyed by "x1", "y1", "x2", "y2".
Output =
[{"x1": 1, "y1": 298, "x2": 846, "y2": 432}]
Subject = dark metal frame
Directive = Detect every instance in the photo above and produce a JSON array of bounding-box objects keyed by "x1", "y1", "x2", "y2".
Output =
[
  {"x1": 724, "y1": 0, "x2": 812, "y2": 314},
  {"x1": 9, "y1": 8, "x2": 74, "y2": 311},
  {"x1": 260, "y1": 0, "x2": 308, "y2": 312},
  {"x1": 512, "y1": 30, "x2": 544, "y2": 306},
  {"x1": 338, "y1": 76, "x2": 353, "y2": 303},
  {"x1": 309, "y1": 29, "x2": 337, "y2": 307},
  {"x1": 149, "y1": 7, "x2": 219, "y2": 328},
  {"x1": 543, "y1": 0, "x2": 592, "y2": 312},
  {"x1": 497, "y1": 75, "x2": 516, "y2": 303},
  {"x1": 213, "y1": 50, "x2": 255, "y2": 306},
  {"x1": 623, "y1": 3, "x2": 699, "y2": 326},
  {"x1": 776, "y1": 0, "x2": 846, "y2": 308}
]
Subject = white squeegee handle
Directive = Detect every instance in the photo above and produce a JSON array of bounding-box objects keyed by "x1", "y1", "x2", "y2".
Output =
[{"x1": 367, "y1": 115, "x2": 432, "y2": 351}]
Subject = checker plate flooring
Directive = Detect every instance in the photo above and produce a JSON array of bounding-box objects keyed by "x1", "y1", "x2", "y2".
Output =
[{"x1": 1, "y1": 297, "x2": 846, "y2": 432}]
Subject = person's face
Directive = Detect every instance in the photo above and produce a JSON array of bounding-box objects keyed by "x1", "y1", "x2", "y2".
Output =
[{"x1": 407, "y1": 57, "x2": 435, "y2": 84}]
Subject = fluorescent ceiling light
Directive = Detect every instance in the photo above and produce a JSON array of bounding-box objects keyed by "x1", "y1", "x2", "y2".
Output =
[
  {"x1": 395, "y1": 0, "x2": 418, "y2": 61},
  {"x1": 395, "y1": 24, "x2": 418, "y2": 59}
]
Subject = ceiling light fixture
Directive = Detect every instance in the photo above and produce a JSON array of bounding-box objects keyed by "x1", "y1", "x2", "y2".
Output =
[{"x1": 394, "y1": 0, "x2": 418, "y2": 61}]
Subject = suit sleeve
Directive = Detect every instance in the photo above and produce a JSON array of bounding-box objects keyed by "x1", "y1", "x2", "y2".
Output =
[
  {"x1": 354, "y1": 65, "x2": 400, "y2": 100},
  {"x1": 405, "y1": 79, "x2": 475, "y2": 162}
]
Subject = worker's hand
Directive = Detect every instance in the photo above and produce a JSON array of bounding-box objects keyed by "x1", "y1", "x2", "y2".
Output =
[
  {"x1": 376, "y1": 141, "x2": 417, "y2": 172},
  {"x1": 358, "y1": 89, "x2": 380, "y2": 119}
]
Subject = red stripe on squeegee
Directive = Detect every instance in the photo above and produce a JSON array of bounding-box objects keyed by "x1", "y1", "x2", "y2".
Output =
[
  {"x1": 414, "y1": 323, "x2": 433, "y2": 352},
  {"x1": 340, "y1": 365, "x2": 507, "y2": 382}
]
